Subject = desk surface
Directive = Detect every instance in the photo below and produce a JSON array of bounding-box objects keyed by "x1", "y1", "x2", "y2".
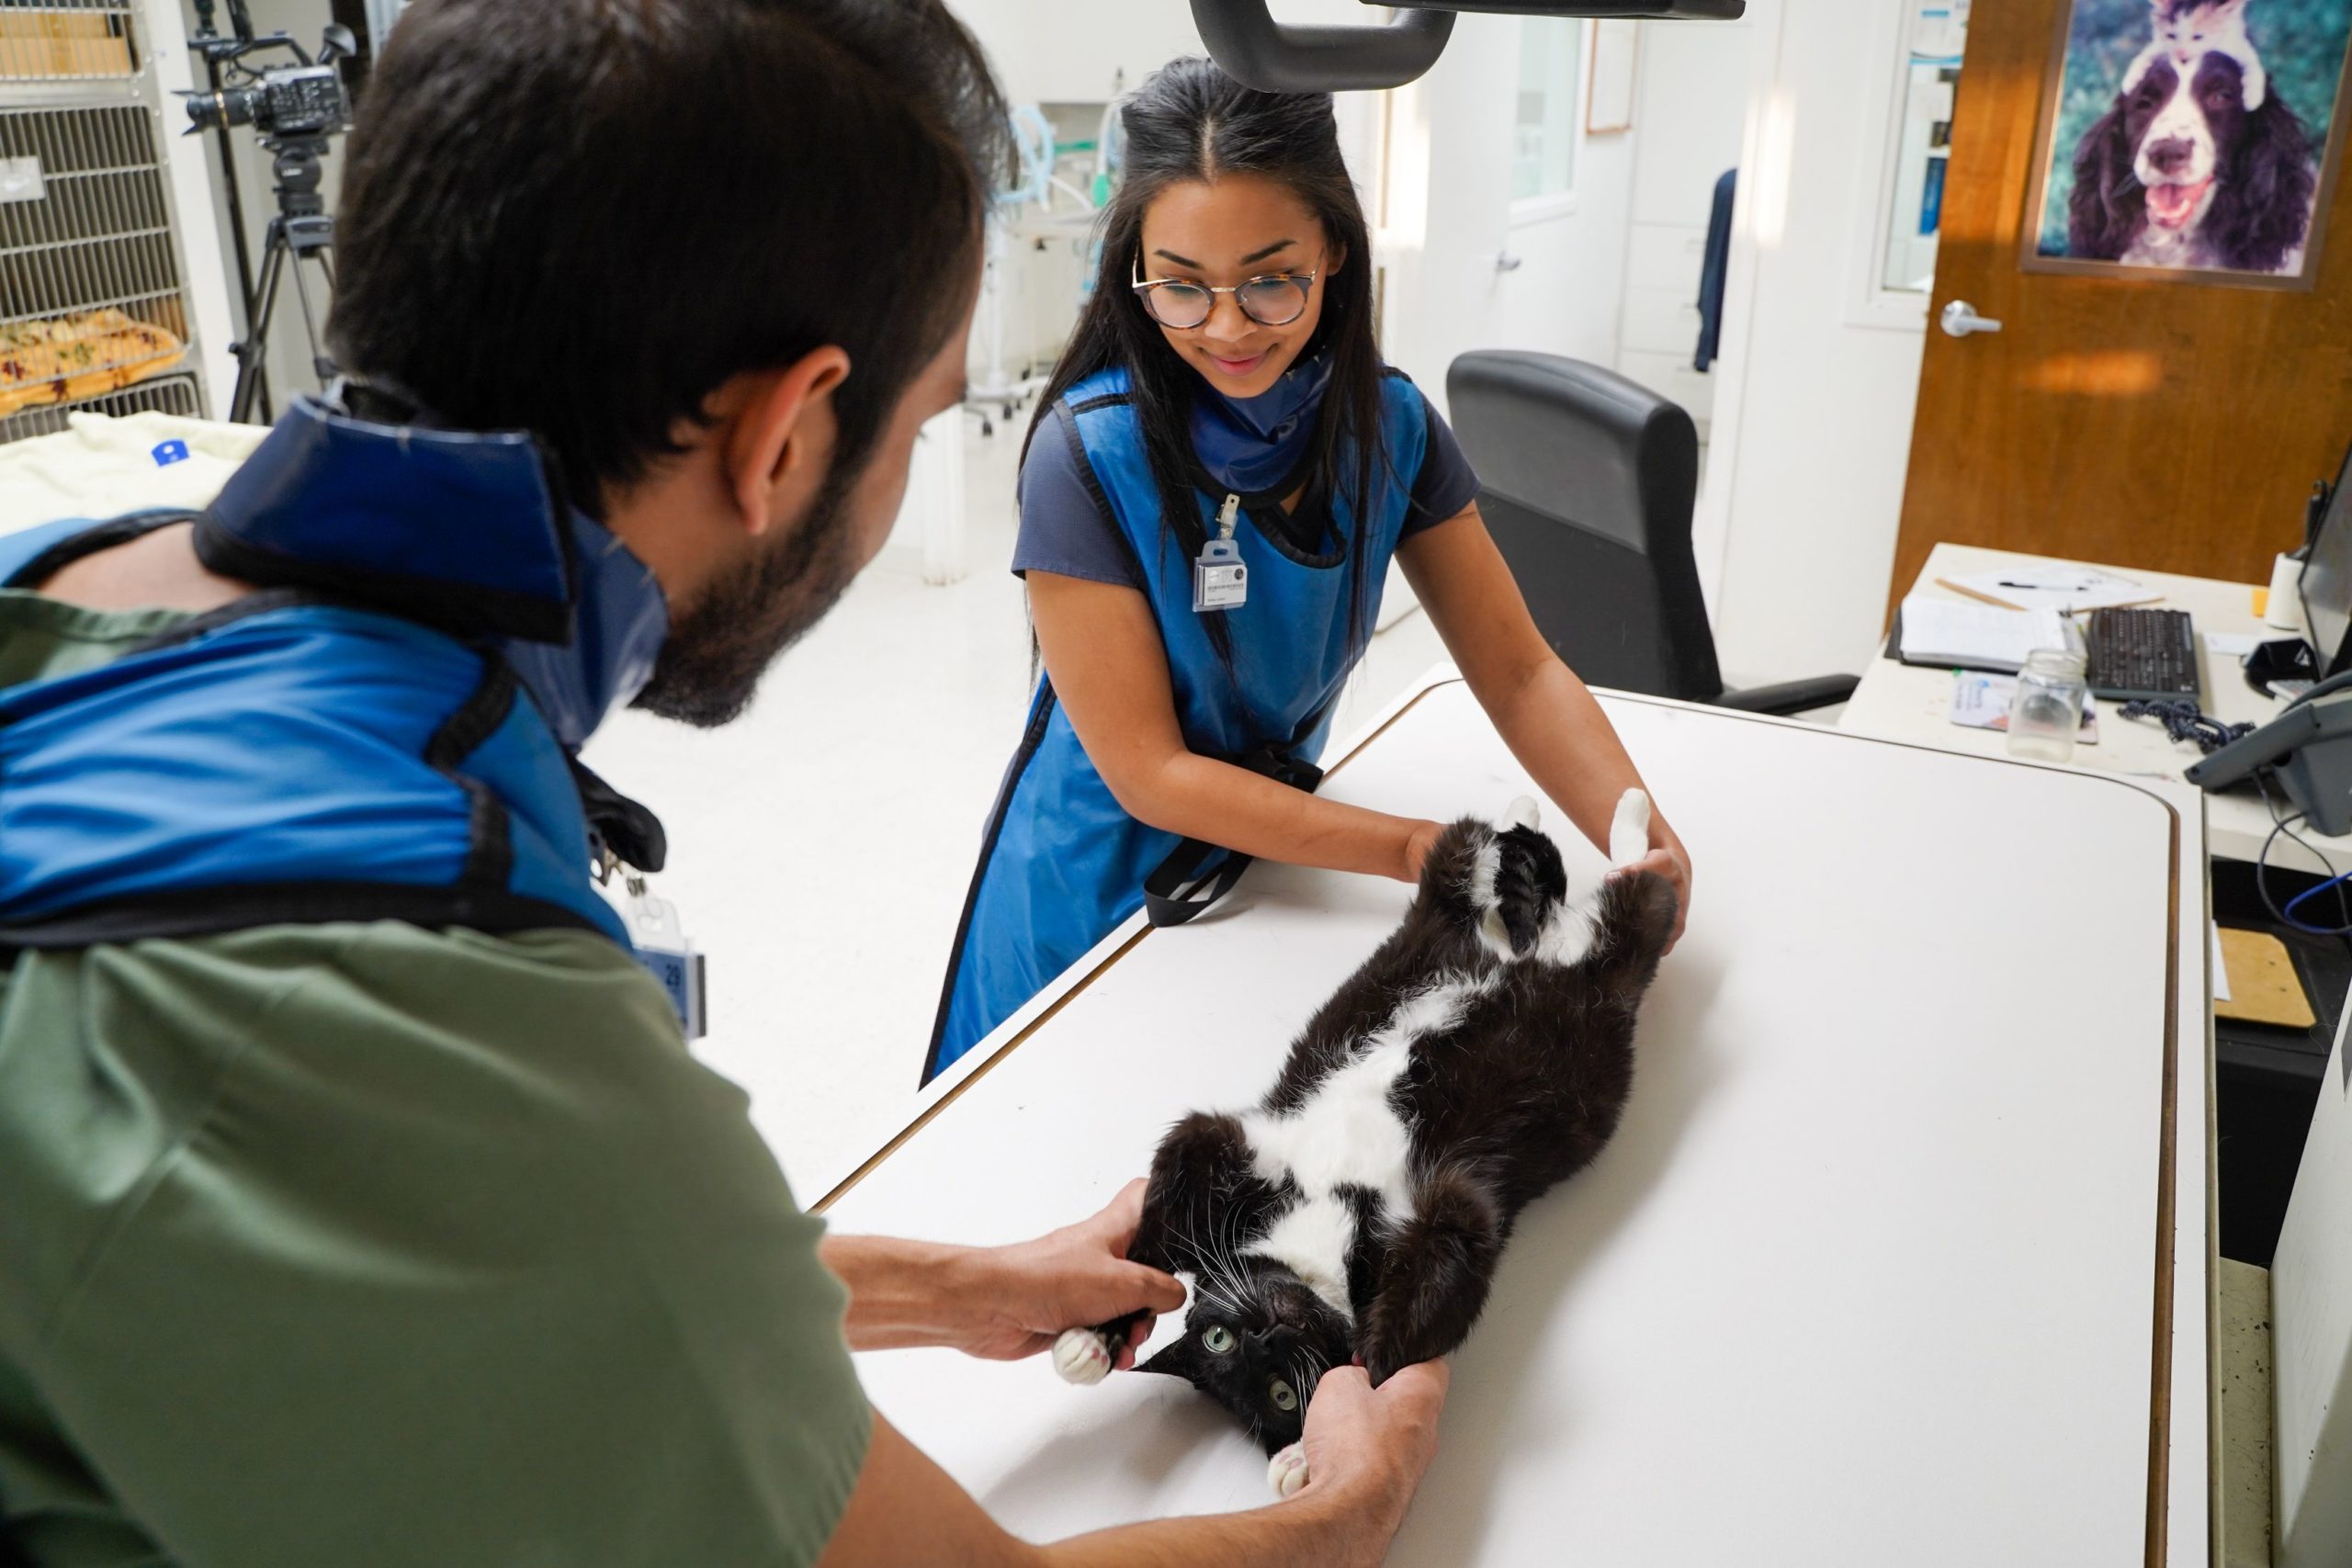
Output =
[
  {"x1": 1842, "y1": 541, "x2": 2345, "y2": 874},
  {"x1": 825, "y1": 675, "x2": 2211, "y2": 1565}
]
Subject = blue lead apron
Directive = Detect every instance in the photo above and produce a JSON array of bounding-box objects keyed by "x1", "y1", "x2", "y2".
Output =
[{"x1": 924, "y1": 367, "x2": 1430, "y2": 1082}]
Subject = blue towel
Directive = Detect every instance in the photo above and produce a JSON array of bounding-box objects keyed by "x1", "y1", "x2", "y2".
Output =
[{"x1": 1694, "y1": 168, "x2": 1736, "y2": 373}]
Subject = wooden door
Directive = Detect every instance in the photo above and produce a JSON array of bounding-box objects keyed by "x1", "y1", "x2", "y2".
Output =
[{"x1": 1889, "y1": 0, "x2": 2352, "y2": 613}]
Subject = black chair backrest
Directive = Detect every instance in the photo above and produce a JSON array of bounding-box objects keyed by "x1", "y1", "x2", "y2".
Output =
[{"x1": 1445, "y1": 351, "x2": 1724, "y2": 703}]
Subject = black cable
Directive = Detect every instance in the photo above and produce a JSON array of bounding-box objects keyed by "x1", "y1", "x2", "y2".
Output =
[
  {"x1": 2252, "y1": 772, "x2": 2352, "y2": 947},
  {"x1": 2117, "y1": 698, "x2": 2255, "y2": 754}
]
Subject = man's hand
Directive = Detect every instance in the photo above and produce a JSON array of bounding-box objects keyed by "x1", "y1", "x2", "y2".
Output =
[
  {"x1": 824, "y1": 1184, "x2": 1182, "y2": 1361},
  {"x1": 1291, "y1": 1359, "x2": 1449, "y2": 1535},
  {"x1": 952, "y1": 1179, "x2": 1185, "y2": 1367}
]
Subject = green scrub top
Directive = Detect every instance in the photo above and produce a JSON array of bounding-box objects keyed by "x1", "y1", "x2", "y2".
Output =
[{"x1": 0, "y1": 593, "x2": 871, "y2": 1566}]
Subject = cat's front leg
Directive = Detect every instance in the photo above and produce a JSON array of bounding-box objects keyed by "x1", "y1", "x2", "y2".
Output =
[
  {"x1": 1357, "y1": 1164, "x2": 1504, "y2": 1386},
  {"x1": 1055, "y1": 1111, "x2": 1268, "y2": 1386}
]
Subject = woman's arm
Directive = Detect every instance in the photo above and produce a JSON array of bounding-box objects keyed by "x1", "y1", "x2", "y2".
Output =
[
  {"x1": 1028, "y1": 570, "x2": 1445, "y2": 882},
  {"x1": 1397, "y1": 505, "x2": 1692, "y2": 945}
]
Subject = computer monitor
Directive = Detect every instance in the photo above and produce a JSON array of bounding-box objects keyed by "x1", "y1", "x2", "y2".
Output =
[{"x1": 2297, "y1": 438, "x2": 2352, "y2": 676}]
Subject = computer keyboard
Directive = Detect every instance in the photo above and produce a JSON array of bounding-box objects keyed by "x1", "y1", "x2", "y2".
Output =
[{"x1": 2086, "y1": 606, "x2": 2200, "y2": 702}]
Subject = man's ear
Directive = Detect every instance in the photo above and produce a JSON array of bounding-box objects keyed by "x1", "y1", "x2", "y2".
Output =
[{"x1": 721, "y1": 347, "x2": 852, "y2": 540}]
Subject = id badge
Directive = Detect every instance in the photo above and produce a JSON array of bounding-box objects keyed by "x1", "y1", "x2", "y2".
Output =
[
  {"x1": 1193, "y1": 537, "x2": 1248, "y2": 613},
  {"x1": 625, "y1": 876, "x2": 708, "y2": 1039}
]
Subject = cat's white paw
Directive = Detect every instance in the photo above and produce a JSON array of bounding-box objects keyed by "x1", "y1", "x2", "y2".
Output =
[
  {"x1": 1268, "y1": 1442, "x2": 1312, "y2": 1499},
  {"x1": 1053, "y1": 1327, "x2": 1113, "y2": 1386},
  {"x1": 1501, "y1": 795, "x2": 1540, "y2": 831},
  {"x1": 1608, "y1": 787, "x2": 1651, "y2": 869}
]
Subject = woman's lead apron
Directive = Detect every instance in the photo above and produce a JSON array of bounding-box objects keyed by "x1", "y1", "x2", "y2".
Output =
[{"x1": 924, "y1": 367, "x2": 1430, "y2": 1082}]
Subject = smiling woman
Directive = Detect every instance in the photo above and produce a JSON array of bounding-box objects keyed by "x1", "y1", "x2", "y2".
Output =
[{"x1": 922, "y1": 57, "x2": 1695, "y2": 1082}]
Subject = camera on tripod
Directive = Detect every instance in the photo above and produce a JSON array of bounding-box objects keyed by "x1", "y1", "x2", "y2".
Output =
[
  {"x1": 178, "y1": 0, "x2": 358, "y2": 423},
  {"x1": 184, "y1": 60, "x2": 350, "y2": 139}
]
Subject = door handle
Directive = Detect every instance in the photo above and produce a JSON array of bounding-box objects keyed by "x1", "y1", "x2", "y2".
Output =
[
  {"x1": 1939, "y1": 299, "x2": 2004, "y2": 338},
  {"x1": 1495, "y1": 252, "x2": 1524, "y2": 274}
]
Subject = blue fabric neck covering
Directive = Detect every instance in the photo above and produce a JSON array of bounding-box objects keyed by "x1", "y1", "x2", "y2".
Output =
[
  {"x1": 203, "y1": 395, "x2": 667, "y2": 750},
  {"x1": 1187, "y1": 350, "x2": 1331, "y2": 495},
  {"x1": 501, "y1": 513, "x2": 668, "y2": 752}
]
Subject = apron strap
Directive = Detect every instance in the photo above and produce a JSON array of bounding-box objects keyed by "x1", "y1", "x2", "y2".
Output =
[{"x1": 1142, "y1": 736, "x2": 1328, "y2": 928}]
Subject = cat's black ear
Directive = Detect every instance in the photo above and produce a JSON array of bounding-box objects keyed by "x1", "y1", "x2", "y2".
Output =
[{"x1": 1136, "y1": 1337, "x2": 1200, "y2": 1380}]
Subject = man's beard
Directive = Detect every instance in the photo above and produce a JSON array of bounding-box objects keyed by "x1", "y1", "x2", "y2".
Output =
[{"x1": 631, "y1": 468, "x2": 864, "y2": 728}]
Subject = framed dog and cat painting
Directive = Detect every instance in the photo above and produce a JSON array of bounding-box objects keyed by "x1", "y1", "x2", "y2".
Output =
[{"x1": 2026, "y1": 0, "x2": 2352, "y2": 283}]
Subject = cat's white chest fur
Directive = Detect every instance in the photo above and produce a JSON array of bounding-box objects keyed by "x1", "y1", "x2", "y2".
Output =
[{"x1": 1239, "y1": 975, "x2": 1491, "y2": 1315}]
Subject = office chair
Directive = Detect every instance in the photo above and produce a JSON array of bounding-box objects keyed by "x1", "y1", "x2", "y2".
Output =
[{"x1": 1445, "y1": 351, "x2": 1859, "y2": 716}]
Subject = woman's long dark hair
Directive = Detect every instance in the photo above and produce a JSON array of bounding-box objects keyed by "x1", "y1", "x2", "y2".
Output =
[{"x1": 1024, "y1": 57, "x2": 1390, "y2": 675}]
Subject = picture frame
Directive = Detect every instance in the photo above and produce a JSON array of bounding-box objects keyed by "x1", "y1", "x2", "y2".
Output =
[
  {"x1": 1586, "y1": 18, "x2": 1637, "y2": 136},
  {"x1": 2019, "y1": 0, "x2": 2352, "y2": 288}
]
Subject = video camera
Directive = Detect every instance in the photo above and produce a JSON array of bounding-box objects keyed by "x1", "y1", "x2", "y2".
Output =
[
  {"x1": 185, "y1": 60, "x2": 349, "y2": 138},
  {"x1": 181, "y1": 2, "x2": 355, "y2": 144}
]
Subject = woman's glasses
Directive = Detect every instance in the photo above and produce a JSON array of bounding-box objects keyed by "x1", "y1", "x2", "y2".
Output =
[{"x1": 1131, "y1": 255, "x2": 1323, "y2": 330}]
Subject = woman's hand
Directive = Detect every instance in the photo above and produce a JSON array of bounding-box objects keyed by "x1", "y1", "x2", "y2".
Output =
[
  {"x1": 1614, "y1": 826, "x2": 1691, "y2": 952},
  {"x1": 950, "y1": 1180, "x2": 1186, "y2": 1366},
  {"x1": 1398, "y1": 819, "x2": 1446, "y2": 883}
]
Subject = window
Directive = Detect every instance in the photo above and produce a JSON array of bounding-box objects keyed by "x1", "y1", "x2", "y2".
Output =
[{"x1": 1511, "y1": 18, "x2": 1583, "y2": 210}]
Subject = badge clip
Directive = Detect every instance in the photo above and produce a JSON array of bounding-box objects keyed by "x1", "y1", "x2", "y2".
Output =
[
  {"x1": 624, "y1": 873, "x2": 707, "y2": 1040},
  {"x1": 1193, "y1": 491, "x2": 1248, "y2": 614}
]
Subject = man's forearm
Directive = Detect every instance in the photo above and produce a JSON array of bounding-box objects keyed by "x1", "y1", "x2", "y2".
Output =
[
  {"x1": 820, "y1": 1235, "x2": 985, "y2": 1351},
  {"x1": 818, "y1": 1412, "x2": 1419, "y2": 1568},
  {"x1": 1034, "y1": 1483, "x2": 1400, "y2": 1568}
]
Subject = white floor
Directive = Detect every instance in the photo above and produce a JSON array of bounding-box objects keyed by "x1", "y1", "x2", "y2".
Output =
[{"x1": 580, "y1": 417, "x2": 1444, "y2": 1201}]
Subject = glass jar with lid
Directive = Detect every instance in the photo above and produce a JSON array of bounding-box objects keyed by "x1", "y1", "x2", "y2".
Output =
[{"x1": 2007, "y1": 647, "x2": 2089, "y2": 762}]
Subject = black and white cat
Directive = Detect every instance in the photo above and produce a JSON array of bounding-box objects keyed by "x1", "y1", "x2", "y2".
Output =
[{"x1": 1053, "y1": 788, "x2": 1678, "y2": 1496}]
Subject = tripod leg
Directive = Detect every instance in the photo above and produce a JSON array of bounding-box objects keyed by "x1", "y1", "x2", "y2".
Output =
[
  {"x1": 231, "y1": 227, "x2": 289, "y2": 425},
  {"x1": 286, "y1": 251, "x2": 336, "y2": 387}
]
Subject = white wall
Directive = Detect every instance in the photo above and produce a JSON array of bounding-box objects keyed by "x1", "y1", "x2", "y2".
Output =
[
  {"x1": 948, "y1": 0, "x2": 1387, "y2": 395},
  {"x1": 1612, "y1": 17, "x2": 1753, "y2": 433},
  {"x1": 1375, "y1": 11, "x2": 1634, "y2": 412},
  {"x1": 1698, "y1": 0, "x2": 1926, "y2": 683},
  {"x1": 141, "y1": 0, "x2": 238, "y2": 411}
]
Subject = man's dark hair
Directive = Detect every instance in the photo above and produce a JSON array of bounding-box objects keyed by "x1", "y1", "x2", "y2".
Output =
[{"x1": 331, "y1": 0, "x2": 1006, "y2": 511}]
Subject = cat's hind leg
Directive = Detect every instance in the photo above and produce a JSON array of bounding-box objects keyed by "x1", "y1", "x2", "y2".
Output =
[
  {"x1": 1515, "y1": 788, "x2": 1657, "y2": 968},
  {"x1": 1606, "y1": 787, "x2": 1651, "y2": 870}
]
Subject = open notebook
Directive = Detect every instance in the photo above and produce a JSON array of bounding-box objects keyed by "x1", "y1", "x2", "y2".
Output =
[{"x1": 1890, "y1": 598, "x2": 2079, "y2": 674}]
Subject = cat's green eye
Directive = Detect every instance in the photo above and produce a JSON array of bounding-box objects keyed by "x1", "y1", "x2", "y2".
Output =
[
  {"x1": 1269, "y1": 1379, "x2": 1299, "y2": 1412},
  {"x1": 1203, "y1": 1326, "x2": 1237, "y2": 1355}
]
